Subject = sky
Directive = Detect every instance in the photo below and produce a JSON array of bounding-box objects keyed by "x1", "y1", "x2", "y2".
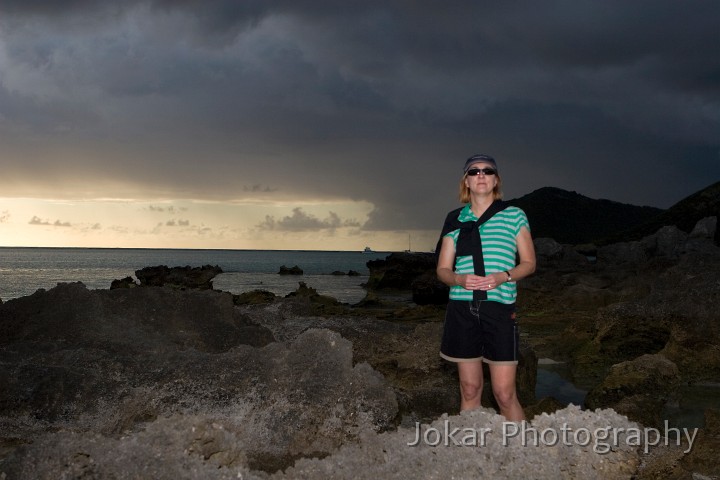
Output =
[{"x1": 0, "y1": 1, "x2": 718, "y2": 251}]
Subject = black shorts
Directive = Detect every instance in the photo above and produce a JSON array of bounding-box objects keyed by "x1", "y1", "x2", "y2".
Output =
[{"x1": 440, "y1": 300, "x2": 519, "y2": 364}]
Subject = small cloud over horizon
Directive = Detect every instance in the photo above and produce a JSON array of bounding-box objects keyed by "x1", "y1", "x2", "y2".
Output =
[
  {"x1": 243, "y1": 184, "x2": 277, "y2": 193},
  {"x1": 148, "y1": 205, "x2": 187, "y2": 214},
  {"x1": 29, "y1": 216, "x2": 72, "y2": 227},
  {"x1": 165, "y1": 219, "x2": 191, "y2": 227},
  {"x1": 257, "y1": 207, "x2": 361, "y2": 232}
]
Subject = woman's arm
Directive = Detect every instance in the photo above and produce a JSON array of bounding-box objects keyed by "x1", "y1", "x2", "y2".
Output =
[
  {"x1": 490, "y1": 225, "x2": 536, "y2": 284},
  {"x1": 439, "y1": 226, "x2": 536, "y2": 290},
  {"x1": 437, "y1": 235, "x2": 486, "y2": 289},
  {"x1": 436, "y1": 235, "x2": 460, "y2": 287}
]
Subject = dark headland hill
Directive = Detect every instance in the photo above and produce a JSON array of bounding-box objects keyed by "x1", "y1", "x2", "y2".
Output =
[{"x1": 508, "y1": 181, "x2": 720, "y2": 245}]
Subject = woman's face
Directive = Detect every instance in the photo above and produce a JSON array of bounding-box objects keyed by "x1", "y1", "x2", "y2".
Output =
[{"x1": 464, "y1": 161, "x2": 498, "y2": 194}]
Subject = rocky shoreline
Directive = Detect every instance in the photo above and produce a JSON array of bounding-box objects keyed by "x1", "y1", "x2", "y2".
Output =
[{"x1": 1, "y1": 217, "x2": 719, "y2": 478}]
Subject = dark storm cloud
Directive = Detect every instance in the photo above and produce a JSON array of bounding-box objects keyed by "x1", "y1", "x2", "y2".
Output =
[{"x1": 1, "y1": 0, "x2": 718, "y2": 232}]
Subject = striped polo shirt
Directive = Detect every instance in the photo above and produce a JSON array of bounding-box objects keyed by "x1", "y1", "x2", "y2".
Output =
[{"x1": 444, "y1": 204, "x2": 530, "y2": 304}]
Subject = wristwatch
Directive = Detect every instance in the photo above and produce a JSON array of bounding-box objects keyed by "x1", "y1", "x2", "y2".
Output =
[{"x1": 505, "y1": 271, "x2": 513, "y2": 282}]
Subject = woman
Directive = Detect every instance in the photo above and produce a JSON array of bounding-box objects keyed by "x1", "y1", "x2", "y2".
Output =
[{"x1": 436, "y1": 153, "x2": 536, "y2": 421}]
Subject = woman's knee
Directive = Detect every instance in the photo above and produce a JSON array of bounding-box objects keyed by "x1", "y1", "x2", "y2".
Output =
[
  {"x1": 460, "y1": 379, "x2": 482, "y2": 399},
  {"x1": 492, "y1": 386, "x2": 517, "y2": 406}
]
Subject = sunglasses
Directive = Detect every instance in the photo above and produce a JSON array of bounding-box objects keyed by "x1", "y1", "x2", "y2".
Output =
[{"x1": 466, "y1": 168, "x2": 497, "y2": 176}]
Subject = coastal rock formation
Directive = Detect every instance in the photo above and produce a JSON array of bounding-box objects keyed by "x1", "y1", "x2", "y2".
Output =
[
  {"x1": 278, "y1": 265, "x2": 303, "y2": 275},
  {"x1": 0, "y1": 281, "x2": 647, "y2": 479},
  {"x1": 514, "y1": 217, "x2": 720, "y2": 442},
  {"x1": 331, "y1": 270, "x2": 361, "y2": 276},
  {"x1": 574, "y1": 224, "x2": 720, "y2": 384},
  {"x1": 0, "y1": 284, "x2": 398, "y2": 476},
  {"x1": 410, "y1": 271, "x2": 450, "y2": 305},
  {"x1": 110, "y1": 275, "x2": 137, "y2": 289},
  {"x1": 133, "y1": 264, "x2": 223, "y2": 289},
  {"x1": 2, "y1": 404, "x2": 643, "y2": 480},
  {"x1": 2, "y1": 217, "x2": 719, "y2": 478},
  {"x1": 533, "y1": 237, "x2": 589, "y2": 269},
  {"x1": 584, "y1": 354, "x2": 681, "y2": 428},
  {"x1": 362, "y1": 217, "x2": 720, "y2": 438},
  {"x1": 232, "y1": 289, "x2": 277, "y2": 305},
  {"x1": 234, "y1": 295, "x2": 538, "y2": 421},
  {"x1": 366, "y1": 252, "x2": 438, "y2": 290},
  {"x1": 365, "y1": 252, "x2": 449, "y2": 305},
  {"x1": 280, "y1": 406, "x2": 641, "y2": 480},
  {"x1": 1, "y1": 261, "x2": 717, "y2": 477}
]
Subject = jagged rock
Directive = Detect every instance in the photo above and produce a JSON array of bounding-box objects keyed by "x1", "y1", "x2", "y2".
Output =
[
  {"x1": 642, "y1": 225, "x2": 688, "y2": 258},
  {"x1": 110, "y1": 276, "x2": 137, "y2": 289},
  {"x1": 135, "y1": 265, "x2": 223, "y2": 289},
  {"x1": 534, "y1": 237, "x2": 563, "y2": 260},
  {"x1": 354, "y1": 291, "x2": 387, "y2": 308},
  {"x1": 534, "y1": 238, "x2": 589, "y2": 271},
  {"x1": 279, "y1": 406, "x2": 641, "y2": 480},
  {"x1": 2, "y1": 405, "x2": 644, "y2": 480},
  {"x1": 285, "y1": 281, "x2": 318, "y2": 297},
  {"x1": 634, "y1": 408, "x2": 720, "y2": 479},
  {"x1": 585, "y1": 354, "x2": 680, "y2": 428},
  {"x1": 285, "y1": 282, "x2": 342, "y2": 306},
  {"x1": 5, "y1": 238, "x2": 720, "y2": 477},
  {"x1": 282, "y1": 282, "x2": 348, "y2": 315},
  {"x1": 574, "y1": 243, "x2": 597, "y2": 257},
  {"x1": 689, "y1": 216, "x2": 717, "y2": 239},
  {"x1": 365, "y1": 252, "x2": 436, "y2": 291},
  {"x1": 331, "y1": 270, "x2": 361, "y2": 276},
  {"x1": 0, "y1": 283, "x2": 276, "y2": 422},
  {"x1": 597, "y1": 240, "x2": 649, "y2": 264},
  {"x1": 278, "y1": 265, "x2": 303, "y2": 275},
  {"x1": 590, "y1": 248, "x2": 720, "y2": 382},
  {"x1": 232, "y1": 289, "x2": 276, "y2": 305},
  {"x1": 0, "y1": 284, "x2": 400, "y2": 475},
  {"x1": 678, "y1": 408, "x2": 720, "y2": 477},
  {"x1": 597, "y1": 221, "x2": 710, "y2": 265},
  {"x1": 655, "y1": 254, "x2": 720, "y2": 382},
  {"x1": 524, "y1": 396, "x2": 567, "y2": 420},
  {"x1": 410, "y1": 271, "x2": 449, "y2": 305},
  {"x1": 236, "y1": 300, "x2": 538, "y2": 423}
]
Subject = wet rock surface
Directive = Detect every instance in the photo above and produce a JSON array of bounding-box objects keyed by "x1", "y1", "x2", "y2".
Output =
[
  {"x1": 0, "y1": 284, "x2": 397, "y2": 476},
  {"x1": 278, "y1": 265, "x2": 304, "y2": 275},
  {"x1": 360, "y1": 218, "x2": 720, "y2": 478},
  {"x1": 132, "y1": 264, "x2": 224, "y2": 289},
  {"x1": 0, "y1": 281, "x2": 639, "y2": 479},
  {"x1": 2, "y1": 217, "x2": 719, "y2": 478},
  {"x1": 585, "y1": 354, "x2": 681, "y2": 428}
]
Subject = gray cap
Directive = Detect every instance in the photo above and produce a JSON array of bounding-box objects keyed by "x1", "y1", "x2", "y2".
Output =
[{"x1": 464, "y1": 154, "x2": 497, "y2": 173}]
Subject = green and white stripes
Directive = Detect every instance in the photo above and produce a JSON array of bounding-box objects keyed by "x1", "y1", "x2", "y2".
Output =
[{"x1": 445, "y1": 204, "x2": 529, "y2": 304}]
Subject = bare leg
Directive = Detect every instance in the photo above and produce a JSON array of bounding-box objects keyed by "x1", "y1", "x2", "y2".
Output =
[
  {"x1": 488, "y1": 363, "x2": 525, "y2": 421},
  {"x1": 457, "y1": 361, "x2": 484, "y2": 411}
]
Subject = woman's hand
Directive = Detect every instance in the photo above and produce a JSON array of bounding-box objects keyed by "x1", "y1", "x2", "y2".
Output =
[{"x1": 458, "y1": 273, "x2": 505, "y2": 290}]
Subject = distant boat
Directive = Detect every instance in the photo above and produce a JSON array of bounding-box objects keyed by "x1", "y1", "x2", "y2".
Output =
[{"x1": 362, "y1": 246, "x2": 375, "y2": 254}]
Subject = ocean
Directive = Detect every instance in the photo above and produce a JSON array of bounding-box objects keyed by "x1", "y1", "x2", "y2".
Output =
[{"x1": 0, "y1": 247, "x2": 391, "y2": 304}]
